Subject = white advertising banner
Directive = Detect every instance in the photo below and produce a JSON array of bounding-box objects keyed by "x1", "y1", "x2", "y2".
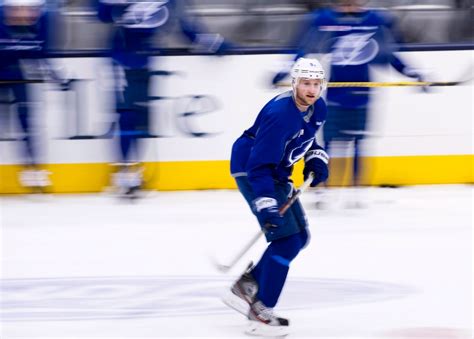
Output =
[{"x1": 0, "y1": 51, "x2": 472, "y2": 165}]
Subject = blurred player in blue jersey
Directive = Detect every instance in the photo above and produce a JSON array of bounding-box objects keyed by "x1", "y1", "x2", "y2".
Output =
[
  {"x1": 0, "y1": 0, "x2": 53, "y2": 191},
  {"x1": 272, "y1": 0, "x2": 425, "y2": 208},
  {"x1": 224, "y1": 58, "x2": 329, "y2": 336},
  {"x1": 96, "y1": 0, "x2": 227, "y2": 198}
]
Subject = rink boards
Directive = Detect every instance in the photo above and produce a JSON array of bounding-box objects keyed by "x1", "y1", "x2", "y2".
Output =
[{"x1": 0, "y1": 51, "x2": 472, "y2": 193}]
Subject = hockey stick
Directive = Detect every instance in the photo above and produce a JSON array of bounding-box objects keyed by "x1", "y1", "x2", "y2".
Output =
[
  {"x1": 276, "y1": 69, "x2": 473, "y2": 88},
  {"x1": 213, "y1": 172, "x2": 315, "y2": 273},
  {"x1": 277, "y1": 80, "x2": 471, "y2": 88},
  {"x1": 326, "y1": 79, "x2": 471, "y2": 87},
  {"x1": 0, "y1": 79, "x2": 45, "y2": 84},
  {"x1": 0, "y1": 79, "x2": 79, "y2": 87}
]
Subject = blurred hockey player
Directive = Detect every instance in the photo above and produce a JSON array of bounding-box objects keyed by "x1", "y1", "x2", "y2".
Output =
[
  {"x1": 272, "y1": 0, "x2": 426, "y2": 208},
  {"x1": 96, "y1": 0, "x2": 228, "y2": 198},
  {"x1": 224, "y1": 58, "x2": 329, "y2": 336},
  {"x1": 0, "y1": 0, "x2": 52, "y2": 191}
]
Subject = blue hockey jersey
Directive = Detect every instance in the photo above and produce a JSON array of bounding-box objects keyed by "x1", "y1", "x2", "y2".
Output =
[
  {"x1": 295, "y1": 8, "x2": 413, "y2": 108},
  {"x1": 231, "y1": 91, "x2": 327, "y2": 198},
  {"x1": 0, "y1": 5, "x2": 48, "y2": 79},
  {"x1": 96, "y1": 0, "x2": 223, "y2": 69}
]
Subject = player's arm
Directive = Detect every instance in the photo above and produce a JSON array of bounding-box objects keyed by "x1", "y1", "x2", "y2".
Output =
[
  {"x1": 174, "y1": 0, "x2": 227, "y2": 54},
  {"x1": 381, "y1": 12, "x2": 426, "y2": 83},
  {"x1": 95, "y1": 0, "x2": 115, "y2": 23},
  {"x1": 389, "y1": 54, "x2": 427, "y2": 88}
]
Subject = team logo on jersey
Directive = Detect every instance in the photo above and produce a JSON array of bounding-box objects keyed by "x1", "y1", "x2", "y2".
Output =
[
  {"x1": 118, "y1": 1, "x2": 170, "y2": 28},
  {"x1": 286, "y1": 138, "x2": 314, "y2": 166},
  {"x1": 330, "y1": 32, "x2": 379, "y2": 66}
]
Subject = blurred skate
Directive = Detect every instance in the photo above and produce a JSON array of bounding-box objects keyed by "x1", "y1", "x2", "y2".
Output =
[
  {"x1": 111, "y1": 163, "x2": 143, "y2": 199},
  {"x1": 313, "y1": 187, "x2": 338, "y2": 210},
  {"x1": 314, "y1": 187, "x2": 329, "y2": 209},
  {"x1": 19, "y1": 168, "x2": 51, "y2": 193},
  {"x1": 343, "y1": 187, "x2": 367, "y2": 209},
  {"x1": 222, "y1": 262, "x2": 258, "y2": 316},
  {"x1": 246, "y1": 300, "x2": 290, "y2": 336}
]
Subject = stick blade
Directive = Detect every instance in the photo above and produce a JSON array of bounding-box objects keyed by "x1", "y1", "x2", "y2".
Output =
[{"x1": 209, "y1": 255, "x2": 232, "y2": 274}]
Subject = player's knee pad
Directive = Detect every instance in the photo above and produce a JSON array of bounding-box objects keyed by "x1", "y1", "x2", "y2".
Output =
[{"x1": 269, "y1": 233, "x2": 305, "y2": 263}]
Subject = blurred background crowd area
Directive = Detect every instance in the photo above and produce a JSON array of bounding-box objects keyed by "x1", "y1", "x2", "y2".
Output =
[{"x1": 18, "y1": 0, "x2": 474, "y2": 53}]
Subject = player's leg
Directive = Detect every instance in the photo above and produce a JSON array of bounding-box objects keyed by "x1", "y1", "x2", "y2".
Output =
[
  {"x1": 223, "y1": 179, "x2": 302, "y2": 317},
  {"x1": 13, "y1": 83, "x2": 50, "y2": 190},
  {"x1": 245, "y1": 232, "x2": 305, "y2": 336},
  {"x1": 350, "y1": 106, "x2": 368, "y2": 187},
  {"x1": 14, "y1": 83, "x2": 35, "y2": 165},
  {"x1": 245, "y1": 196, "x2": 310, "y2": 337},
  {"x1": 315, "y1": 111, "x2": 340, "y2": 209},
  {"x1": 345, "y1": 107, "x2": 368, "y2": 208},
  {"x1": 251, "y1": 232, "x2": 306, "y2": 306},
  {"x1": 112, "y1": 68, "x2": 150, "y2": 197},
  {"x1": 250, "y1": 186, "x2": 310, "y2": 308},
  {"x1": 113, "y1": 108, "x2": 143, "y2": 196},
  {"x1": 117, "y1": 109, "x2": 137, "y2": 162},
  {"x1": 353, "y1": 136, "x2": 362, "y2": 187},
  {"x1": 222, "y1": 176, "x2": 260, "y2": 314}
]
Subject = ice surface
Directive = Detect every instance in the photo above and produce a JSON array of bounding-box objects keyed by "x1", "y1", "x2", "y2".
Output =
[{"x1": 0, "y1": 185, "x2": 472, "y2": 338}]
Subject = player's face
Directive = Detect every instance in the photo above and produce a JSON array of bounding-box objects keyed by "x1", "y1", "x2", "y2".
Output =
[
  {"x1": 337, "y1": 0, "x2": 367, "y2": 12},
  {"x1": 4, "y1": 5, "x2": 41, "y2": 26},
  {"x1": 294, "y1": 78, "x2": 322, "y2": 108}
]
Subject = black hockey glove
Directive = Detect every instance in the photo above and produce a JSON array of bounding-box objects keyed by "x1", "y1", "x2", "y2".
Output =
[
  {"x1": 303, "y1": 147, "x2": 329, "y2": 187},
  {"x1": 404, "y1": 68, "x2": 430, "y2": 93},
  {"x1": 58, "y1": 79, "x2": 72, "y2": 91}
]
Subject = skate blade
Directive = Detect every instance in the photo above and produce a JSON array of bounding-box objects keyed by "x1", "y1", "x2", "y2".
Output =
[
  {"x1": 245, "y1": 320, "x2": 290, "y2": 337},
  {"x1": 221, "y1": 290, "x2": 249, "y2": 317}
]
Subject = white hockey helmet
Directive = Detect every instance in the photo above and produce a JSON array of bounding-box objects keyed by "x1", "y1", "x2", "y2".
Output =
[
  {"x1": 3, "y1": 0, "x2": 45, "y2": 6},
  {"x1": 291, "y1": 57, "x2": 327, "y2": 90}
]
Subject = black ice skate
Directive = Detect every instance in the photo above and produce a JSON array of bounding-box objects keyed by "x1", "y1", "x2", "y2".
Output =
[
  {"x1": 222, "y1": 262, "x2": 258, "y2": 316},
  {"x1": 246, "y1": 300, "x2": 290, "y2": 336}
]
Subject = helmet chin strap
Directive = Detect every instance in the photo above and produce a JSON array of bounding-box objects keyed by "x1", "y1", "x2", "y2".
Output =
[{"x1": 291, "y1": 78, "x2": 297, "y2": 95}]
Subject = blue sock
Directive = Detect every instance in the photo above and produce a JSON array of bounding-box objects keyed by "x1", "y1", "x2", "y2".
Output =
[{"x1": 251, "y1": 231, "x2": 308, "y2": 307}]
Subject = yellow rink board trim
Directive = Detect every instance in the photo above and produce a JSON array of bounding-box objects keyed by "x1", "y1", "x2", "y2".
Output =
[{"x1": 0, "y1": 154, "x2": 472, "y2": 194}]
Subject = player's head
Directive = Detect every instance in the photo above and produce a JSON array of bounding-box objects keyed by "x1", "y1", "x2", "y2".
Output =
[
  {"x1": 291, "y1": 57, "x2": 326, "y2": 107},
  {"x1": 3, "y1": 0, "x2": 44, "y2": 5},
  {"x1": 336, "y1": 0, "x2": 367, "y2": 12},
  {"x1": 3, "y1": 0, "x2": 44, "y2": 25}
]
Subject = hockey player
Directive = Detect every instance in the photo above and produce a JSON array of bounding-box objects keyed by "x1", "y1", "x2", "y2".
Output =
[
  {"x1": 96, "y1": 0, "x2": 228, "y2": 198},
  {"x1": 0, "y1": 0, "x2": 52, "y2": 191},
  {"x1": 225, "y1": 58, "x2": 329, "y2": 336},
  {"x1": 272, "y1": 0, "x2": 426, "y2": 207}
]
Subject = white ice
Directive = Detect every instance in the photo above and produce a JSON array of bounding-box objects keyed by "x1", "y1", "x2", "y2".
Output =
[{"x1": 0, "y1": 185, "x2": 472, "y2": 339}]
